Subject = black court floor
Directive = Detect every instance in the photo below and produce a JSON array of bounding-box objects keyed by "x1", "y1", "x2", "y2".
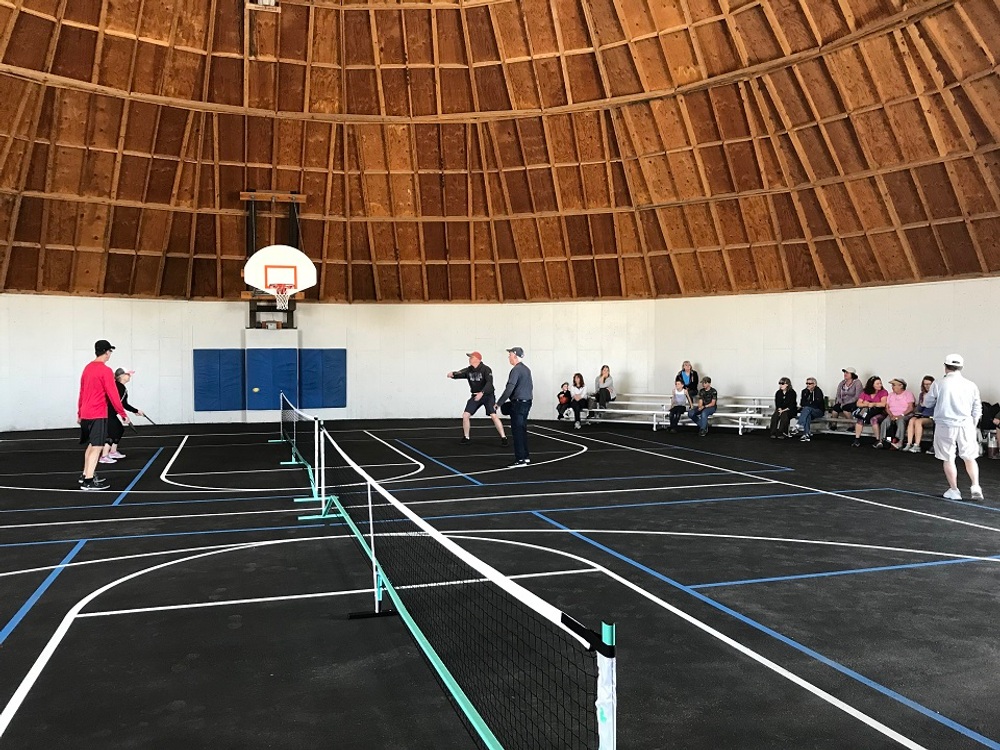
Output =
[{"x1": 1, "y1": 419, "x2": 999, "y2": 749}]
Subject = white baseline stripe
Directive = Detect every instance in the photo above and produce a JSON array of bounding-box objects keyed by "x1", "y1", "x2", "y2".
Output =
[
  {"x1": 0, "y1": 534, "x2": 348, "y2": 579},
  {"x1": 78, "y1": 568, "x2": 597, "y2": 618},
  {"x1": 358, "y1": 481, "x2": 772, "y2": 508}
]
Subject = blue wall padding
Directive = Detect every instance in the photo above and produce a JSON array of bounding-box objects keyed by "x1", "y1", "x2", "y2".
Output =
[
  {"x1": 300, "y1": 349, "x2": 347, "y2": 408},
  {"x1": 193, "y1": 349, "x2": 245, "y2": 411},
  {"x1": 246, "y1": 348, "x2": 298, "y2": 410}
]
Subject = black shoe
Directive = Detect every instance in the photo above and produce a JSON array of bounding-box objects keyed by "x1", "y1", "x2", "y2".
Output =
[
  {"x1": 460, "y1": 436, "x2": 470, "y2": 444},
  {"x1": 829, "y1": 422, "x2": 838, "y2": 431},
  {"x1": 699, "y1": 429, "x2": 708, "y2": 437},
  {"x1": 852, "y1": 440, "x2": 861, "y2": 447},
  {"x1": 500, "y1": 436, "x2": 509, "y2": 447},
  {"x1": 509, "y1": 459, "x2": 526, "y2": 468},
  {"x1": 770, "y1": 434, "x2": 778, "y2": 439},
  {"x1": 873, "y1": 441, "x2": 884, "y2": 449},
  {"x1": 81, "y1": 477, "x2": 109, "y2": 491},
  {"x1": 78, "y1": 474, "x2": 86, "y2": 485}
]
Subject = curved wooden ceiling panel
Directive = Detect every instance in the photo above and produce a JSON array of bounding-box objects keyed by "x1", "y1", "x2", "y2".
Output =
[{"x1": 0, "y1": 0, "x2": 998, "y2": 301}]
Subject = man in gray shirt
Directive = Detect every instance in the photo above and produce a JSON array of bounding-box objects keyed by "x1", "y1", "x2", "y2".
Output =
[{"x1": 495, "y1": 347, "x2": 533, "y2": 467}]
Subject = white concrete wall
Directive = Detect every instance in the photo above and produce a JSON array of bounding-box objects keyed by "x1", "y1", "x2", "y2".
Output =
[
  {"x1": 652, "y1": 276, "x2": 1000, "y2": 400},
  {"x1": 0, "y1": 294, "x2": 655, "y2": 431},
  {"x1": 2, "y1": 277, "x2": 998, "y2": 432}
]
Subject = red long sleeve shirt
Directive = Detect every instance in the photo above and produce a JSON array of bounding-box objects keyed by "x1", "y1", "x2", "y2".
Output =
[{"x1": 78, "y1": 360, "x2": 126, "y2": 420}]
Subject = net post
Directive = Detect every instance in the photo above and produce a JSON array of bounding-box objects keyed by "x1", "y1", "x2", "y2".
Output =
[
  {"x1": 597, "y1": 622, "x2": 617, "y2": 750},
  {"x1": 367, "y1": 481, "x2": 380, "y2": 614}
]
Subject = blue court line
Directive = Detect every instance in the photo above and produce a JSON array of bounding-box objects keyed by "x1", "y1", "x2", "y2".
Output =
[
  {"x1": 0, "y1": 523, "x2": 331, "y2": 549},
  {"x1": 0, "y1": 539, "x2": 88, "y2": 646},
  {"x1": 394, "y1": 440, "x2": 483, "y2": 486},
  {"x1": 113, "y1": 447, "x2": 164, "y2": 506},
  {"x1": 533, "y1": 512, "x2": 1000, "y2": 750},
  {"x1": 690, "y1": 554, "x2": 1000, "y2": 589}
]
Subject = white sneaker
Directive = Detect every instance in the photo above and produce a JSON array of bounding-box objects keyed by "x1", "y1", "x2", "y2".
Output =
[
  {"x1": 942, "y1": 487, "x2": 962, "y2": 500},
  {"x1": 574, "y1": 421, "x2": 581, "y2": 429},
  {"x1": 970, "y1": 485, "x2": 984, "y2": 501},
  {"x1": 99, "y1": 456, "x2": 116, "y2": 464},
  {"x1": 109, "y1": 451, "x2": 126, "y2": 459}
]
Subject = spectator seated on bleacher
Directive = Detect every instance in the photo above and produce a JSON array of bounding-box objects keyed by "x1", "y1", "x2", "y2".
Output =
[
  {"x1": 556, "y1": 382, "x2": 572, "y2": 420},
  {"x1": 828, "y1": 367, "x2": 862, "y2": 430},
  {"x1": 902, "y1": 376, "x2": 935, "y2": 453},
  {"x1": 688, "y1": 377, "x2": 718, "y2": 437},
  {"x1": 593, "y1": 365, "x2": 616, "y2": 412},
  {"x1": 881, "y1": 378, "x2": 915, "y2": 449},
  {"x1": 769, "y1": 378, "x2": 797, "y2": 438},
  {"x1": 668, "y1": 379, "x2": 693, "y2": 433},
  {"x1": 676, "y1": 361, "x2": 699, "y2": 401},
  {"x1": 793, "y1": 377, "x2": 825, "y2": 442},
  {"x1": 852, "y1": 376, "x2": 888, "y2": 448}
]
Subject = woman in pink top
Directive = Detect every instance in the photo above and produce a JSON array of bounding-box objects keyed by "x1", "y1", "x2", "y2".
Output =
[
  {"x1": 852, "y1": 376, "x2": 888, "y2": 447},
  {"x1": 881, "y1": 378, "x2": 915, "y2": 449}
]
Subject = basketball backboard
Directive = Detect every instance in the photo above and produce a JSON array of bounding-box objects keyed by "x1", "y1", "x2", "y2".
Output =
[{"x1": 243, "y1": 244, "x2": 317, "y2": 296}]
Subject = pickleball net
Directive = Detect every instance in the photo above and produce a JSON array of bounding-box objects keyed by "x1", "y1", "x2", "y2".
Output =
[
  {"x1": 319, "y1": 427, "x2": 617, "y2": 750},
  {"x1": 279, "y1": 393, "x2": 332, "y2": 518}
]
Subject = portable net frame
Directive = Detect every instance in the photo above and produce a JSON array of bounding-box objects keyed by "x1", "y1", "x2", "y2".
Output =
[
  {"x1": 279, "y1": 393, "x2": 333, "y2": 518},
  {"x1": 319, "y1": 428, "x2": 617, "y2": 750}
]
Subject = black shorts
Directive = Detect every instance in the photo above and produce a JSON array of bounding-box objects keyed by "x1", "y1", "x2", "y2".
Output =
[
  {"x1": 464, "y1": 392, "x2": 496, "y2": 415},
  {"x1": 80, "y1": 418, "x2": 108, "y2": 447}
]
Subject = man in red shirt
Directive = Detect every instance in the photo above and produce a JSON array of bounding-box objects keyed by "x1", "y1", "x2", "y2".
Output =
[{"x1": 78, "y1": 339, "x2": 129, "y2": 490}]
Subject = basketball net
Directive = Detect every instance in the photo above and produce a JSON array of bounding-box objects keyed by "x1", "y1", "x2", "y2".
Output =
[{"x1": 270, "y1": 284, "x2": 292, "y2": 310}]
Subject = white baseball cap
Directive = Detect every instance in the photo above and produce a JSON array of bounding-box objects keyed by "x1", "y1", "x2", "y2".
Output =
[{"x1": 944, "y1": 353, "x2": 964, "y2": 367}]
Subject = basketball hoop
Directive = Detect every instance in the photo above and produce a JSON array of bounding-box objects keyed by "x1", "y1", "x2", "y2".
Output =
[{"x1": 270, "y1": 284, "x2": 293, "y2": 310}]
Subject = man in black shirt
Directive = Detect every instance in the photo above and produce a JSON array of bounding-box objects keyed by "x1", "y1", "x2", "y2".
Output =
[{"x1": 447, "y1": 351, "x2": 508, "y2": 445}]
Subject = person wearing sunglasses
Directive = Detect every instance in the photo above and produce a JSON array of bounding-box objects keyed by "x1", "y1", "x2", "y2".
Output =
[
  {"x1": 794, "y1": 378, "x2": 825, "y2": 442},
  {"x1": 769, "y1": 377, "x2": 797, "y2": 439}
]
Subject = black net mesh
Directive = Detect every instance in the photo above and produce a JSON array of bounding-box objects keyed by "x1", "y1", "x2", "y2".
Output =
[
  {"x1": 280, "y1": 394, "x2": 320, "y2": 496},
  {"x1": 324, "y1": 433, "x2": 601, "y2": 750}
]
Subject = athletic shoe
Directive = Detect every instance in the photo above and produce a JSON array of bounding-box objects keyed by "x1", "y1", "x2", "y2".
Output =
[
  {"x1": 699, "y1": 429, "x2": 708, "y2": 437},
  {"x1": 81, "y1": 477, "x2": 109, "y2": 491},
  {"x1": 509, "y1": 459, "x2": 527, "y2": 468},
  {"x1": 574, "y1": 421, "x2": 581, "y2": 429},
  {"x1": 78, "y1": 474, "x2": 86, "y2": 484},
  {"x1": 907, "y1": 444, "x2": 921, "y2": 453},
  {"x1": 970, "y1": 485, "x2": 984, "y2": 501},
  {"x1": 800, "y1": 434, "x2": 811, "y2": 442},
  {"x1": 109, "y1": 451, "x2": 126, "y2": 459},
  {"x1": 788, "y1": 424, "x2": 799, "y2": 435},
  {"x1": 500, "y1": 437, "x2": 509, "y2": 447},
  {"x1": 852, "y1": 440, "x2": 861, "y2": 447},
  {"x1": 828, "y1": 422, "x2": 838, "y2": 431},
  {"x1": 99, "y1": 455, "x2": 117, "y2": 464},
  {"x1": 460, "y1": 436, "x2": 471, "y2": 444},
  {"x1": 770, "y1": 434, "x2": 778, "y2": 439},
  {"x1": 897, "y1": 443, "x2": 908, "y2": 452},
  {"x1": 942, "y1": 487, "x2": 962, "y2": 501},
  {"x1": 873, "y1": 441, "x2": 884, "y2": 449},
  {"x1": 889, "y1": 442, "x2": 900, "y2": 451}
]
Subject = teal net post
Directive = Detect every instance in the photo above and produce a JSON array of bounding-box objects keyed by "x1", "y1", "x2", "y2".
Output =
[{"x1": 597, "y1": 622, "x2": 617, "y2": 749}]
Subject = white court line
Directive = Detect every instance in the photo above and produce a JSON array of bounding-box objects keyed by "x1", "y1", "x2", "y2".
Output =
[
  {"x1": 0, "y1": 507, "x2": 303, "y2": 530},
  {"x1": 363, "y1": 431, "x2": 425, "y2": 480},
  {"x1": 352, "y1": 481, "x2": 773, "y2": 509},
  {"x1": 535, "y1": 425, "x2": 1000, "y2": 536},
  {"x1": 381, "y1": 429, "x2": 588, "y2": 484},
  {"x1": 78, "y1": 568, "x2": 597, "y2": 618}
]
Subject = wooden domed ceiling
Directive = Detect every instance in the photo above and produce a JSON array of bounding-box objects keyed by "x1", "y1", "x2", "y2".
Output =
[{"x1": 0, "y1": 0, "x2": 998, "y2": 302}]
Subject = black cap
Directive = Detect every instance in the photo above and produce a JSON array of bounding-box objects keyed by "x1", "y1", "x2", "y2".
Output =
[
  {"x1": 95, "y1": 339, "x2": 115, "y2": 355},
  {"x1": 506, "y1": 347, "x2": 524, "y2": 358}
]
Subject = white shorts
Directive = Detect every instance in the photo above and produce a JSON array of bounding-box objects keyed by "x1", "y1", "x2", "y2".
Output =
[{"x1": 933, "y1": 423, "x2": 980, "y2": 462}]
